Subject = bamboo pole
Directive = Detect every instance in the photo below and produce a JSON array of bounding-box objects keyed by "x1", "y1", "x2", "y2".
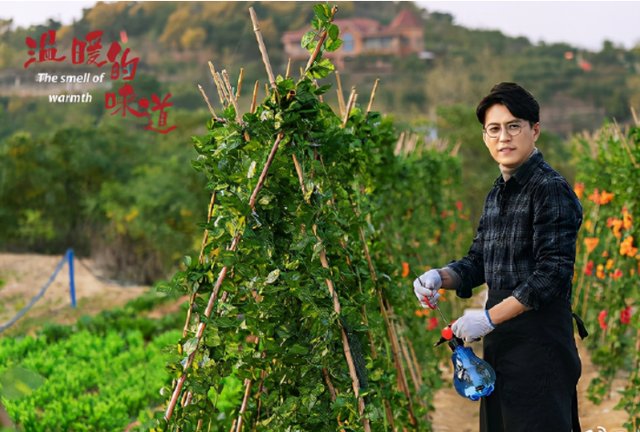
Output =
[
  {"x1": 222, "y1": 69, "x2": 242, "y2": 123},
  {"x1": 182, "y1": 192, "x2": 217, "y2": 338},
  {"x1": 216, "y1": 72, "x2": 232, "y2": 105},
  {"x1": 357, "y1": 224, "x2": 417, "y2": 426},
  {"x1": 384, "y1": 302, "x2": 417, "y2": 425},
  {"x1": 322, "y1": 368, "x2": 338, "y2": 401},
  {"x1": 250, "y1": 80, "x2": 260, "y2": 114},
  {"x1": 249, "y1": 133, "x2": 285, "y2": 209},
  {"x1": 285, "y1": 58, "x2": 292, "y2": 79},
  {"x1": 399, "y1": 329, "x2": 421, "y2": 394},
  {"x1": 394, "y1": 132, "x2": 405, "y2": 155},
  {"x1": 406, "y1": 337, "x2": 424, "y2": 387},
  {"x1": 236, "y1": 67, "x2": 244, "y2": 100},
  {"x1": 312, "y1": 224, "x2": 371, "y2": 432},
  {"x1": 342, "y1": 87, "x2": 356, "y2": 128},
  {"x1": 292, "y1": 154, "x2": 307, "y2": 199},
  {"x1": 234, "y1": 379, "x2": 253, "y2": 432},
  {"x1": 249, "y1": 7, "x2": 275, "y2": 87},
  {"x1": 366, "y1": 79, "x2": 379, "y2": 114},
  {"x1": 165, "y1": 133, "x2": 285, "y2": 422},
  {"x1": 198, "y1": 84, "x2": 218, "y2": 120},
  {"x1": 335, "y1": 71, "x2": 346, "y2": 118},
  {"x1": 209, "y1": 62, "x2": 226, "y2": 106}
]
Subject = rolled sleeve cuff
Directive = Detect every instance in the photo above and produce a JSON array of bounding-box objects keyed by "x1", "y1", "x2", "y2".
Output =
[
  {"x1": 442, "y1": 266, "x2": 472, "y2": 299},
  {"x1": 512, "y1": 285, "x2": 538, "y2": 310}
]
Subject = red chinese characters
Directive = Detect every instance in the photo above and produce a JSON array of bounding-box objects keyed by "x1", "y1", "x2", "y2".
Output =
[
  {"x1": 105, "y1": 84, "x2": 177, "y2": 134},
  {"x1": 24, "y1": 30, "x2": 66, "y2": 68},
  {"x1": 71, "y1": 30, "x2": 107, "y2": 67},
  {"x1": 139, "y1": 93, "x2": 178, "y2": 134},
  {"x1": 24, "y1": 29, "x2": 139, "y2": 80}
]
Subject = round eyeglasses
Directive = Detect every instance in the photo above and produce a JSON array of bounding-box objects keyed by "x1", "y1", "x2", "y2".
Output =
[{"x1": 483, "y1": 122, "x2": 524, "y2": 139}]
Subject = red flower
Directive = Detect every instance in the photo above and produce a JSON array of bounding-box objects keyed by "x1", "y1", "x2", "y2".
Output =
[
  {"x1": 611, "y1": 268, "x2": 623, "y2": 280},
  {"x1": 584, "y1": 260, "x2": 594, "y2": 276},
  {"x1": 598, "y1": 310, "x2": 608, "y2": 330},
  {"x1": 455, "y1": 200, "x2": 464, "y2": 212},
  {"x1": 427, "y1": 317, "x2": 439, "y2": 331},
  {"x1": 620, "y1": 306, "x2": 632, "y2": 325}
]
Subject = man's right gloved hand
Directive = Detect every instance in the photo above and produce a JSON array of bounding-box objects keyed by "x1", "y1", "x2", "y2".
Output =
[{"x1": 413, "y1": 269, "x2": 442, "y2": 309}]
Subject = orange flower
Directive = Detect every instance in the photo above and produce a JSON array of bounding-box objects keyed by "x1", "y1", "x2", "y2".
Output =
[
  {"x1": 622, "y1": 208, "x2": 633, "y2": 230},
  {"x1": 605, "y1": 259, "x2": 614, "y2": 270},
  {"x1": 584, "y1": 219, "x2": 594, "y2": 233},
  {"x1": 608, "y1": 217, "x2": 623, "y2": 239},
  {"x1": 574, "y1": 182, "x2": 585, "y2": 199},
  {"x1": 596, "y1": 264, "x2": 605, "y2": 279},
  {"x1": 402, "y1": 262, "x2": 410, "y2": 278},
  {"x1": 588, "y1": 189, "x2": 600, "y2": 205},
  {"x1": 599, "y1": 190, "x2": 614, "y2": 205},
  {"x1": 438, "y1": 288, "x2": 447, "y2": 302},
  {"x1": 584, "y1": 237, "x2": 599, "y2": 253},
  {"x1": 620, "y1": 236, "x2": 638, "y2": 257}
]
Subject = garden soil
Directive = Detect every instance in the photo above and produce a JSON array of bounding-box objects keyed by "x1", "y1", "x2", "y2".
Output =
[
  {"x1": 0, "y1": 253, "x2": 631, "y2": 430},
  {"x1": 0, "y1": 252, "x2": 148, "y2": 335}
]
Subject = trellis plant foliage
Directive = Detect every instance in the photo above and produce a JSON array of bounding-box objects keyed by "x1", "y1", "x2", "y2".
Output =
[
  {"x1": 158, "y1": 5, "x2": 463, "y2": 431},
  {"x1": 571, "y1": 121, "x2": 640, "y2": 431}
]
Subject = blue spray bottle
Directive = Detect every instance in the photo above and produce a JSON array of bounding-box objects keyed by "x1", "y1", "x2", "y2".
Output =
[{"x1": 434, "y1": 313, "x2": 496, "y2": 401}]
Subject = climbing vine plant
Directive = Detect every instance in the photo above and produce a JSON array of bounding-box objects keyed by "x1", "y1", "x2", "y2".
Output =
[{"x1": 156, "y1": 5, "x2": 467, "y2": 431}]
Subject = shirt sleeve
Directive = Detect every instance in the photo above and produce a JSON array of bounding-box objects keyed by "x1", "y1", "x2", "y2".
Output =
[
  {"x1": 512, "y1": 177, "x2": 582, "y2": 310},
  {"x1": 447, "y1": 211, "x2": 487, "y2": 298}
]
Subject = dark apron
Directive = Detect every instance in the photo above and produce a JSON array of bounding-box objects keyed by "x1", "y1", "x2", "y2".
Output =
[{"x1": 480, "y1": 289, "x2": 582, "y2": 432}]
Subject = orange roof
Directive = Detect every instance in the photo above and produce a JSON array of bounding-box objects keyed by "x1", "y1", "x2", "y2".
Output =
[
  {"x1": 388, "y1": 10, "x2": 423, "y2": 29},
  {"x1": 282, "y1": 10, "x2": 420, "y2": 41}
]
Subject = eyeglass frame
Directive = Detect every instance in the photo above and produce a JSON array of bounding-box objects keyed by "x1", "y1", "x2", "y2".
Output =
[{"x1": 482, "y1": 120, "x2": 537, "y2": 139}]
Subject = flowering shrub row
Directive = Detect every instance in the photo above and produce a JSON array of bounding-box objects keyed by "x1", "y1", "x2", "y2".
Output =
[{"x1": 572, "y1": 123, "x2": 640, "y2": 431}]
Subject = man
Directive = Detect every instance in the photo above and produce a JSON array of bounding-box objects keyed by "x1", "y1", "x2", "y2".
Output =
[{"x1": 414, "y1": 82, "x2": 585, "y2": 431}]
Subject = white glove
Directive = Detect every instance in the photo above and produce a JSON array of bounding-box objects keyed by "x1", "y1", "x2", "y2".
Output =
[
  {"x1": 451, "y1": 309, "x2": 495, "y2": 342},
  {"x1": 413, "y1": 269, "x2": 442, "y2": 309}
]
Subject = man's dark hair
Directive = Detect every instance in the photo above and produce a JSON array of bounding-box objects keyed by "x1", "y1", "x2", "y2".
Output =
[{"x1": 476, "y1": 82, "x2": 540, "y2": 125}]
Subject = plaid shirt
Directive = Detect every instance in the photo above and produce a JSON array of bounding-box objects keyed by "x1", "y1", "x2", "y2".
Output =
[{"x1": 447, "y1": 150, "x2": 583, "y2": 310}]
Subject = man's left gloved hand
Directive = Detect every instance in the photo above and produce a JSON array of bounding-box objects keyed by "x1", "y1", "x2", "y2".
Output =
[{"x1": 451, "y1": 309, "x2": 495, "y2": 342}]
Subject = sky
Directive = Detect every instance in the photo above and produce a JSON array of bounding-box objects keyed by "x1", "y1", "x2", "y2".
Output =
[{"x1": 1, "y1": 1, "x2": 639, "y2": 52}]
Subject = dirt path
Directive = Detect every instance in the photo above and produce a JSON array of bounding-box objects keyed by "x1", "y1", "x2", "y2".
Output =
[{"x1": 0, "y1": 252, "x2": 148, "y2": 335}]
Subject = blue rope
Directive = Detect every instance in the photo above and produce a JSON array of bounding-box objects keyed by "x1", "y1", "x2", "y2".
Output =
[{"x1": 0, "y1": 252, "x2": 68, "y2": 334}]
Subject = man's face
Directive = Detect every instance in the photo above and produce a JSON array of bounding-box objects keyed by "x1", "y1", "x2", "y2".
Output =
[{"x1": 482, "y1": 104, "x2": 540, "y2": 169}]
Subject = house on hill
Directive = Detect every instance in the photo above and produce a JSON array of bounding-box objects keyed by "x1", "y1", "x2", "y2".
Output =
[{"x1": 282, "y1": 10, "x2": 426, "y2": 69}]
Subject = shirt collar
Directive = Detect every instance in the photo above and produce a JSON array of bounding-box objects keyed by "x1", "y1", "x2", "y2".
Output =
[{"x1": 494, "y1": 149, "x2": 544, "y2": 187}]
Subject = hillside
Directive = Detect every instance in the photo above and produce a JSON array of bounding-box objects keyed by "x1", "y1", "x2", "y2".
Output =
[{"x1": 1, "y1": 1, "x2": 639, "y2": 134}]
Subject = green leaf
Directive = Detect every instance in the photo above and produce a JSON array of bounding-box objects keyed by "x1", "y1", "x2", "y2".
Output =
[
  {"x1": 265, "y1": 269, "x2": 281, "y2": 284},
  {"x1": 328, "y1": 24, "x2": 339, "y2": 41},
  {"x1": 301, "y1": 31, "x2": 316, "y2": 50},
  {"x1": 288, "y1": 344, "x2": 309, "y2": 355},
  {"x1": 325, "y1": 38, "x2": 343, "y2": 52},
  {"x1": 183, "y1": 337, "x2": 199, "y2": 356},
  {"x1": 313, "y1": 4, "x2": 329, "y2": 20},
  {"x1": 247, "y1": 160, "x2": 257, "y2": 179}
]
